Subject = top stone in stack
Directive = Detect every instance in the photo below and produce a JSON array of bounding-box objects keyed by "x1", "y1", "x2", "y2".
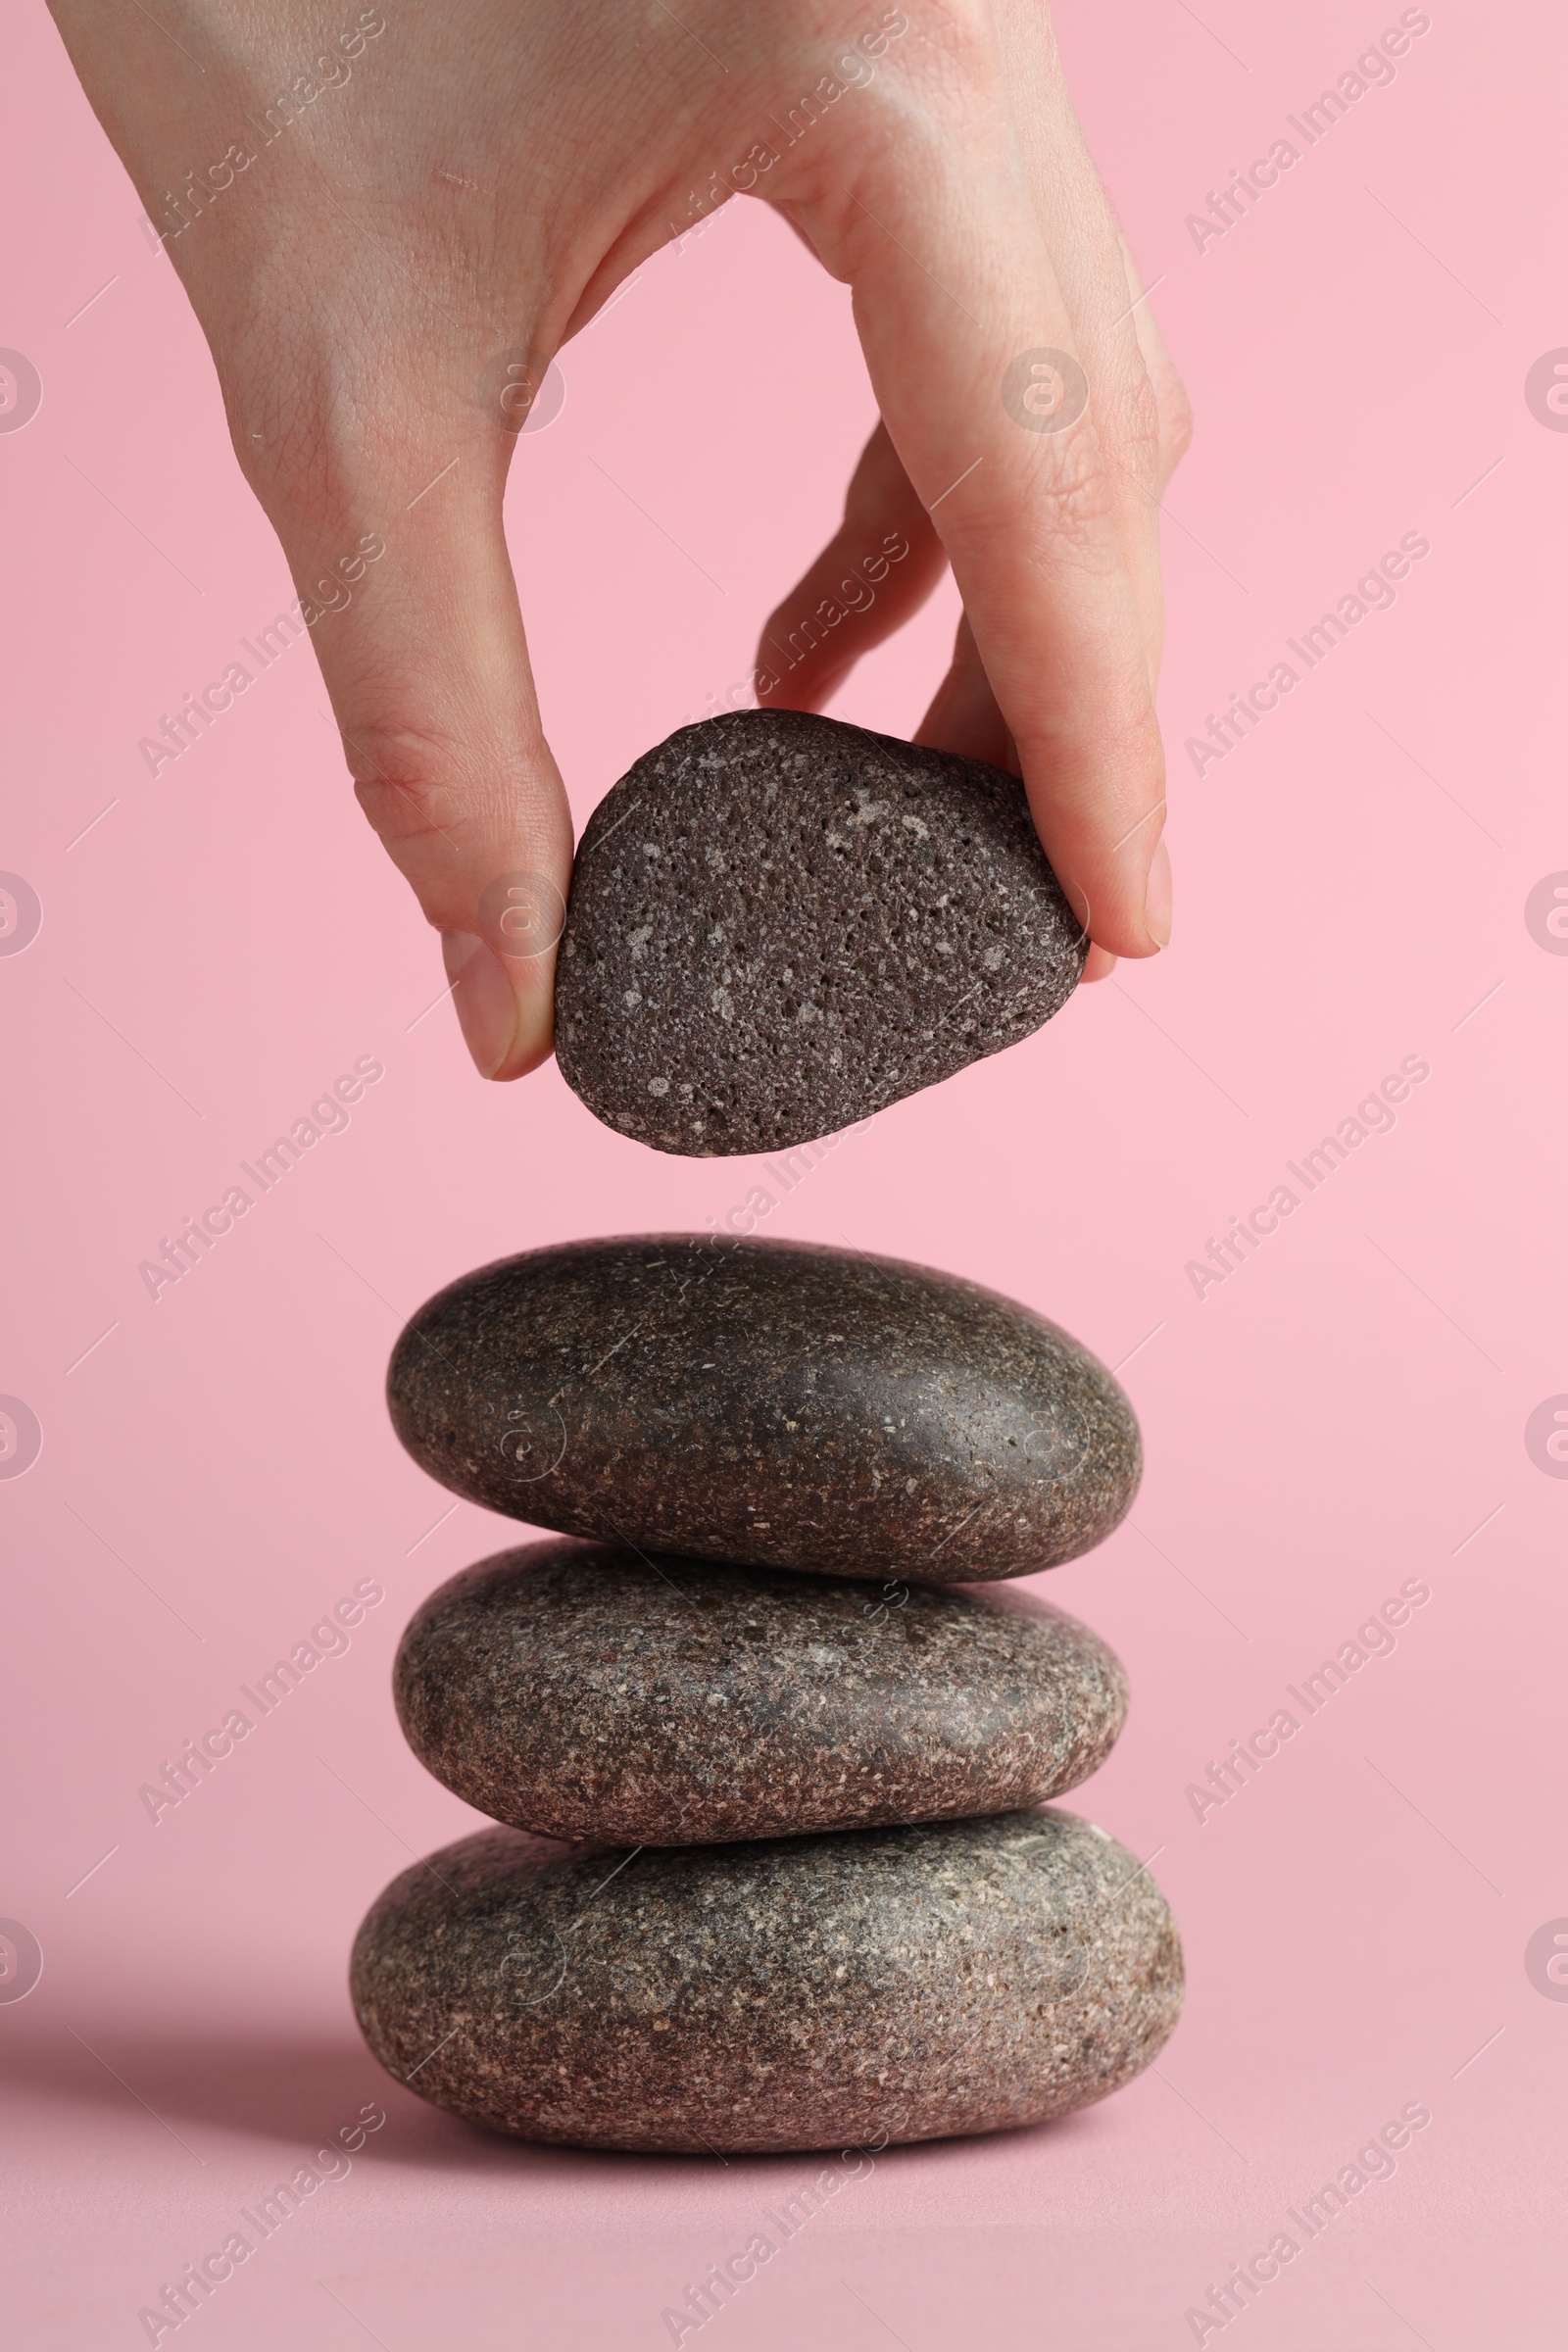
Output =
[{"x1": 387, "y1": 1233, "x2": 1140, "y2": 1584}]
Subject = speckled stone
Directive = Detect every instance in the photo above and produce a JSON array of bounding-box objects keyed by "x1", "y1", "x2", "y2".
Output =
[
  {"x1": 554, "y1": 710, "x2": 1087, "y2": 1156},
  {"x1": 349, "y1": 1808, "x2": 1182, "y2": 2152},
  {"x1": 393, "y1": 1539, "x2": 1129, "y2": 1844},
  {"x1": 386, "y1": 1236, "x2": 1140, "y2": 1583}
]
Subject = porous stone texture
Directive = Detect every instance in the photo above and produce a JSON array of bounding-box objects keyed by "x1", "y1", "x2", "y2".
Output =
[
  {"x1": 349, "y1": 1809, "x2": 1182, "y2": 2152},
  {"x1": 393, "y1": 1539, "x2": 1130, "y2": 1843},
  {"x1": 386, "y1": 1236, "x2": 1140, "y2": 1583},
  {"x1": 554, "y1": 710, "x2": 1087, "y2": 1156}
]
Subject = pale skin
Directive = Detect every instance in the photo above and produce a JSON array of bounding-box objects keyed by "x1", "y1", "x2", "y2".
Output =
[{"x1": 50, "y1": 0, "x2": 1192, "y2": 1078}]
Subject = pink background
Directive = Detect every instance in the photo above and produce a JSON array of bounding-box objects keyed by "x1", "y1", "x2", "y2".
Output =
[{"x1": 3, "y1": 1, "x2": 1565, "y2": 2344}]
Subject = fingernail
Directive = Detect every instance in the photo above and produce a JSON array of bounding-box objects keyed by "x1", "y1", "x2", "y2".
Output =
[
  {"x1": 1144, "y1": 836, "x2": 1172, "y2": 949},
  {"x1": 441, "y1": 930, "x2": 518, "y2": 1079}
]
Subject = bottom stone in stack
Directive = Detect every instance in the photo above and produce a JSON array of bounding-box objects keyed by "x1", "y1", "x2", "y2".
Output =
[{"x1": 350, "y1": 1809, "x2": 1182, "y2": 2153}]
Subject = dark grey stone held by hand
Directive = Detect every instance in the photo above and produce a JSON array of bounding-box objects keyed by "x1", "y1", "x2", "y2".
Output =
[
  {"x1": 349, "y1": 1809, "x2": 1182, "y2": 2153},
  {"x1": 553, "y1": 710, "x2": 1087, "y2": 1156},
  {"x1": 386, "y1": 1236, "x2": 1140, "y2": 1582},
  {"x1": 393, "y1": 1539, "x2": 1130, "y2": 1844}
]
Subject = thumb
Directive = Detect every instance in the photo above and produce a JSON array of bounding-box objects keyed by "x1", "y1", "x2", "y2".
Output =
[{"x1": 259, "y1": 409, "x2": 572, "y2": 1081}]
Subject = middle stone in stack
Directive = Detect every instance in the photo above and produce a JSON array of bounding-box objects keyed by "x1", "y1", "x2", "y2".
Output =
[{"x1": 353, "y1": 1234, "x2": 1182, "y2": 2153}]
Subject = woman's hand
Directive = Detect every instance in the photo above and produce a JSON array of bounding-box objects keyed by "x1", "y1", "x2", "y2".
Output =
[{"x1": 49, "y1": 0, "x2": 1189, "y2": 1069}]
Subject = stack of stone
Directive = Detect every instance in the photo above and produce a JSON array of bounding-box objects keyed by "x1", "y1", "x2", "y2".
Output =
[{"x1": 351, "y1": 1233, "x2": 1182, "y2": 2154}]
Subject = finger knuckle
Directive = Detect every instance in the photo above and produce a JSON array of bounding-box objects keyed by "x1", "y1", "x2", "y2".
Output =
[
  {"x1": 1108, "y1": 365, "x2": 1163, "y2": 494},
  {"x1": 343, "y1": 719, "x2": 474, "y2": 862},
  {"x1": 896, "y1": 0, "x2": 994, "y2": 61},
  {"x1": 219, "y1": 322, "x2": 452, "y2": 535},
  {"x1": 1157, "y1": 369, "x2": 1196, "y2": 468},
  {"x1": 1012, "y1": 434, "x2": 1120, "y2": 565}
]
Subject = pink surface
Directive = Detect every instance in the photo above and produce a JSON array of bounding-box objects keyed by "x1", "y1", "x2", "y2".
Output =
[{"x1": 3, "y1": 2, "x2": 1565, "y2": 2345}]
